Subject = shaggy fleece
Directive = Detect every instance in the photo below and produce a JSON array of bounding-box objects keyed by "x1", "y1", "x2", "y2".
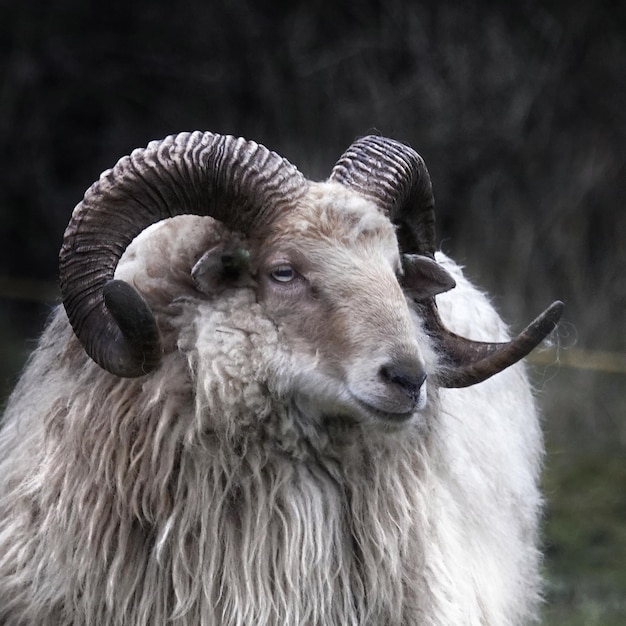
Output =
[{"x1": 0, "y1": 218, "x2": 542, "y2": 625}]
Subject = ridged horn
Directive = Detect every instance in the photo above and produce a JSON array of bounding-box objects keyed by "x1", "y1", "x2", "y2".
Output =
[
  {"x1": 60, "y1": 131, "x2": 307, "y2": 377},
  {"x1": 330, "y1": 135, "x2": 436, "y2": 258},
  {"x1": 329, "y1": 135, "x2": 563, "y2": 387}
]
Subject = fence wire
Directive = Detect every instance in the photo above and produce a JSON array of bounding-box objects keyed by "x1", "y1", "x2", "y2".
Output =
[
  {"x1": 528, "y1": 347, "x2": 626, "y2": 375},
  {"x1": 1, "y1": 277, "x2": 624, "y2": 375}
]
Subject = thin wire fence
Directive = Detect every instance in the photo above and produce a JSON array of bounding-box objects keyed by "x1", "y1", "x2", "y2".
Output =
[
  {"x1": 2, "y1": 276, "x2": 624, "y2": 376},
  {"x1": 529, "y1": 346, "x2": 626, "y2": 375}
]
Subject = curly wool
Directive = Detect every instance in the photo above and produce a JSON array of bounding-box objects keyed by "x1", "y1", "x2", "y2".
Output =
[{"x1": 0, "y1": 252, "x2": 542, "y2": 626}]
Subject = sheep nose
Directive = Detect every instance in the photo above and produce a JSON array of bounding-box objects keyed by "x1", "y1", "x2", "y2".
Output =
[{"x1": 379, "y1": 362, "x2": 427, "y2": 403}]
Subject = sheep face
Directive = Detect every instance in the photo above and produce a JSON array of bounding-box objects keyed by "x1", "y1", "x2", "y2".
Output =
[
  {"x1": 120, "y1": 182, "x2": 441, "y2": 431},
  {"x1": 254, "y1": 182, "x2": 436, "y2": 427}
]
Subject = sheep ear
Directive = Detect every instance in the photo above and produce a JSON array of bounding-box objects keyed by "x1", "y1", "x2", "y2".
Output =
[
  {"x1": 192, "y1": 245, "x2": 251, "y2": 295},
  {"x1": 401, "y1": 254, "x2": 456, "y2": 301}
]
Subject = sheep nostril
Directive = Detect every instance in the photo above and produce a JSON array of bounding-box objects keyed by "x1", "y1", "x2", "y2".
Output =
[{"x1": 379, "y1": 364, "x2": 427, "y2": 402}]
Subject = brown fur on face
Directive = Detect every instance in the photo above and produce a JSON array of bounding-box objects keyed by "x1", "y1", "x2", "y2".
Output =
[
  {"x1": 113, "y1": 184, "x2": 435, "y2": 428},
  {"x1": 252, "y1": 182, "x2": 431, "y2": 424}
]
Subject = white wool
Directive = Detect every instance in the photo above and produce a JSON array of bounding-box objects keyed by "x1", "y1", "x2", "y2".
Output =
[{"x1": 0, "y1": 221, "x2": 543, "y2": 625}]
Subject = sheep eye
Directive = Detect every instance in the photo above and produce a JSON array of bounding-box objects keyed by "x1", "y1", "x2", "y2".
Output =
[{"x1": 270, "y1": 265, "x2": 296, "y2": 283}]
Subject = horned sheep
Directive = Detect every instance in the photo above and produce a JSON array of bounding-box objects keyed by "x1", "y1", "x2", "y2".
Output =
[{"x1": 0, "y1": 132, "x2": 562, "y2": 625}]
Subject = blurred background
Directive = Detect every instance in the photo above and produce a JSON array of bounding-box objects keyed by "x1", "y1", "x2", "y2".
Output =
[{"x1": 1, "y1": 0, "x2": 624, "y2": 622}]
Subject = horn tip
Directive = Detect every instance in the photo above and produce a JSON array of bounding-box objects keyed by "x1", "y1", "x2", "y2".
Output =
[
  {"x1": 102, "y1": 279, "x2": 162, "y2": 377},
  {"x1": 536, "y1": 300, "x2": 565, "y2": 337}
]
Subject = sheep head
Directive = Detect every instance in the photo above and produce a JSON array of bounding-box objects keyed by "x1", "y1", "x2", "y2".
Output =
[
  {"x1": 59, "y1": 132, "x2": 563, "y2": 409},
  {"x1": 250, "y1": 182, "x2": 450, "y2": 423}
]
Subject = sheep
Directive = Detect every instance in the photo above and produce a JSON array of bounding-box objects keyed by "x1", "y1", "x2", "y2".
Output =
[{"x1": 0, "y1": 132, "x2": 562, "y2": 625}]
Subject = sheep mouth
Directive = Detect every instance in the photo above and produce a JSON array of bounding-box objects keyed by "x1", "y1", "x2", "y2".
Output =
[{"x1": 353, "y1": 397, "x2": 416, "y2": 423}]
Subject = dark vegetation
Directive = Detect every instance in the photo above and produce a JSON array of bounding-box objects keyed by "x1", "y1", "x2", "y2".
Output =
[{"x1": 1, "y1": 0, "x2": 624, "y2": 621}]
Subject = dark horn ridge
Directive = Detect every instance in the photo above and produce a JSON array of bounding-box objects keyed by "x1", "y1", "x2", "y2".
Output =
[
  {"x1": 60, "y1": 131, "x2": 306, "y2": 377},
  {"x1": 330, "y1": 135, "x2": 436, "y2": 258}
]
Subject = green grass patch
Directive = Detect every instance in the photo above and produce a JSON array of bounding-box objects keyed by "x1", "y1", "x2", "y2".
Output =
[{"x1": 542, "y1": 452, "x2": 626, "y2": 623}]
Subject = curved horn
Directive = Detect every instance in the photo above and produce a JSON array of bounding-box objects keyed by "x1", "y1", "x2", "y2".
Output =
[
  {"x1": 330, "y1": 135, "x2": 436, "y2": 257},
  {"x1": 60, "y1": 132, "x2": 307, "y2": 377},
  {"x1": 423, "y1": 300, "x2": 564, "y2": 387},
  {"x1": 329, "y1": 135, "x2": 563, "y2": 387}
]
